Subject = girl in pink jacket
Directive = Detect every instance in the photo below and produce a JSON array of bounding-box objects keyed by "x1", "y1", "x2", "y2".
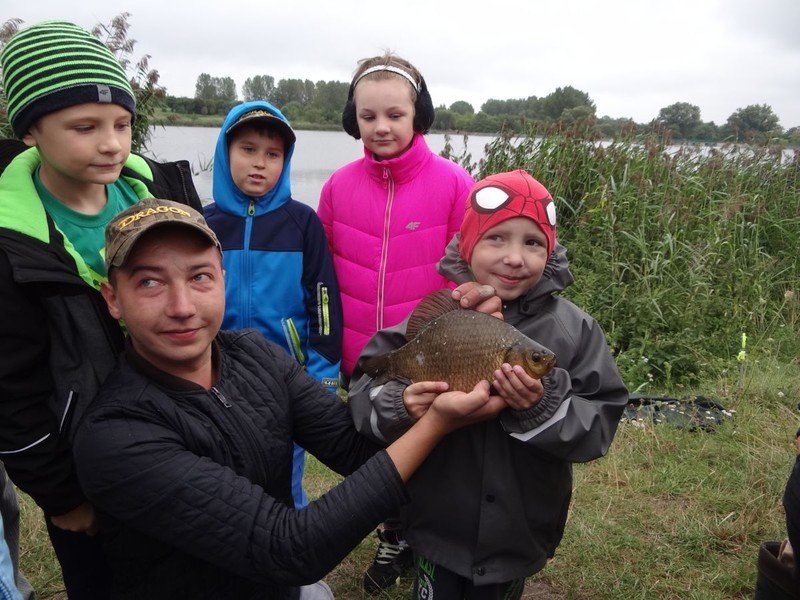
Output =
[
  {"x1": 316, "y1": 53, "x2": 474, "y2": 593},
  {"x1": 317, "y1": 53, "x2": 474, "y2": 379}
]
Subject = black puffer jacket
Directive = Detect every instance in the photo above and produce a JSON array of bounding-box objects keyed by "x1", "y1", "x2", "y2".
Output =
[{"x1": 73, "y1": 329, "x2": 409, "y2": 600}]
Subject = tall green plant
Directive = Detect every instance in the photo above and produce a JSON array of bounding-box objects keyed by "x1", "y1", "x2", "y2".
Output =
[
  {"x1": 478, "y1": 125, "x2": 800, "y2": 389},
  {"x1": 90, "y1": 13, "x2": 164, "y2": 152}
]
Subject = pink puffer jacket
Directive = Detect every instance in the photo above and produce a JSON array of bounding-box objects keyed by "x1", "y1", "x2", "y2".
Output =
[{"x1": 318, "y1": 134, "x2": 473, "y2": 376}]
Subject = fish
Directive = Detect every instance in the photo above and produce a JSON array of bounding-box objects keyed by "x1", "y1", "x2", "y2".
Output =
[{"x1": 360, "y1": 289, "x2": 556, "y2": 391}]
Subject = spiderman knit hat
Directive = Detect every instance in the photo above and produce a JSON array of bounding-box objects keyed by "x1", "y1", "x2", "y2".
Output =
[
  {"x1": 0, "y1": 21, "x2": 135, "y2": 138},
  {"x1": 458, "y1": 169, "x2": 557, "y2": 264}
]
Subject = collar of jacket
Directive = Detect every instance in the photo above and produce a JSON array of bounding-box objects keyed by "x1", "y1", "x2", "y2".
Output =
[
  {"x1": 211, "y1": 100, "x2": 296, "y2": 218},
  {"x1": 0, "y1": 147, "x2": 153, "y2": 288},
  {"x1": 125, "y1": 336, "x2": 222, "y2": 392},
  {"x1": 362, "y1": 133, "x2": 432, "y2": 185}
]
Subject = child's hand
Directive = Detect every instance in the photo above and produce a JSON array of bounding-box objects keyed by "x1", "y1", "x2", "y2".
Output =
[
  {"x1": 492, "y1": 363, "x2": 544, "y2": 410},
  {"x1": 452, "y1": 283, "x2": 503, "y2": 319},
  {"x1": 426, "y1": 380, "x2": 507, "y2": 434},
  {"x1": 404, "y1": 381, "x2": 449, "y2": 420}
]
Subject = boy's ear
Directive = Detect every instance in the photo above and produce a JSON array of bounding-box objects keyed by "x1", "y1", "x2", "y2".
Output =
[
  {"x1": 100, "y1": 281, "x2": 122, "y2": 320},
  {"x1": 22, "y1": 130, "x2": 37, "y2": 148}
]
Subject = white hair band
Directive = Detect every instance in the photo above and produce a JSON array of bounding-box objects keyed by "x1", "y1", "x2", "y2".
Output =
[{"x1": 354, "y1": 65, "x2": 420, "y2": 92}]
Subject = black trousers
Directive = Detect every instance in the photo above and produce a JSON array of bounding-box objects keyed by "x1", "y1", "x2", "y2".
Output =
[
  {"x1": 412, "y1": 555, "x2": 525, "y2": 600},
  {"x1": 46, "y1": 519, "x2": 111, "y2": 600}
]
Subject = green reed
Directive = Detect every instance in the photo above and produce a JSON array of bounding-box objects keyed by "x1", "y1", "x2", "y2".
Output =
[{"x1": 455, "y1": 125, "x2": 800, "y2": 388}]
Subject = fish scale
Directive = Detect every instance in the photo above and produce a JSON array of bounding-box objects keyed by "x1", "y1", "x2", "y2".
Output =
[{"x1": 362, "y1": 292, "x2": 556, "y2": 392}]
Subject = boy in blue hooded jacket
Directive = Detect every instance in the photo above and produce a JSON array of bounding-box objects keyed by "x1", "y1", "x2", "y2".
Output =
[{"x1": 204, "y1": 101, "x2": 343, "y2": 508}]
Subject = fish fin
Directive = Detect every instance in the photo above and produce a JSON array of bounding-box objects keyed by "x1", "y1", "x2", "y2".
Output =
[
  {"x1": 406, "y1": 289, "x2": 462, "y2": 340},
  {"x1": 360, "y1": 353, "x2": 391, "y2": 379}
]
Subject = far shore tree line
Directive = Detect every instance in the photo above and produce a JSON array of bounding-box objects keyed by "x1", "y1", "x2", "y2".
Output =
[{"x1": 169, "y1": 72, "x2": 798, "y2": 146}]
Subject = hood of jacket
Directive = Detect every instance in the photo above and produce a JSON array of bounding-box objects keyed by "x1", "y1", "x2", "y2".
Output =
[
  {"x1": 499, "y1": 243, "x2": 576, "y2": 324},
  {"x1": 212, "y1": 101, "x2": 295, "y2": 217},
  {"x1": 518, "y1": 243, "x2": 574, "y2": 309}
]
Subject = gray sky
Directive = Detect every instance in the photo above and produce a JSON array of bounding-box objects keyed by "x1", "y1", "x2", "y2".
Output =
[{"x1": 9, "y1": 0, "x2": 800, "y2": 128}]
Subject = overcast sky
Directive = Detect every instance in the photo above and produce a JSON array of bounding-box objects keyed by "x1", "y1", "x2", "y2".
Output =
[{"x1": 8, "y1": 0, "x2": 800, "y2": 128}]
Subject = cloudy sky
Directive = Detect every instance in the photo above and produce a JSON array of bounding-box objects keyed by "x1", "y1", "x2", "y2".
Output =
[{"x1": 8, "y1": 0, "x2": 800, "y2": 128}]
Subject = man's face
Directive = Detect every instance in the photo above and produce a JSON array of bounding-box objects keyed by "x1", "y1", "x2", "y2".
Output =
[
  {"x1": 102, "y1": 228, "x2": 225, "y2": 382},
  {"x1": 23, "y1": 103, "x2": 132, "y2": 199}
]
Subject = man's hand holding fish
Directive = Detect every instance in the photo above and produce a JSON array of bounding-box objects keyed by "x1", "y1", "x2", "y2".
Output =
[
  {"x1": 403, "y1": 381, "x2": 449, "y2": 420},
  {"x1": 451, "y1": 282, "x2": 503, "y2": 319}
]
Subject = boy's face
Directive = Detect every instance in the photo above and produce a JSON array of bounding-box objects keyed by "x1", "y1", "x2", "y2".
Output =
[
  {"x1": 23, "y1": 103, "x2": 132, "y2": 193},
  {"x1": 469, "y1": 217, "x2": 549, "y2": 301},
  {"x1": 354, "y1": 78, "x2": 416, "y2": 160},
  {"x1": 101, "y1": 228, "x2": 225, "y2": 381},
  {"x1": 228, "y1": 128, "x2": 285, "y2": 197}
]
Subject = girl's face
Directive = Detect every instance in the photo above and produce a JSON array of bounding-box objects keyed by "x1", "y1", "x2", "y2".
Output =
[
  {"x1": 469, "y1": 217, "x2": 549, "y2": 301},
  {"x1": 353, "y1": 78, "x2": 416, "y2": 160}
]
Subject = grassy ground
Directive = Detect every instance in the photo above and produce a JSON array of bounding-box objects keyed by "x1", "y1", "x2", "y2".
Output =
[{"x1": 17, "y1": 358, "x2": 799, "y2": 599}]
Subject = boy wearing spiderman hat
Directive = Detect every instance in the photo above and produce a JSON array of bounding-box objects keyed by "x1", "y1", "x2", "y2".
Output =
[{"x1": 349, "y1": 170, "x2": 628, "y2": 599}]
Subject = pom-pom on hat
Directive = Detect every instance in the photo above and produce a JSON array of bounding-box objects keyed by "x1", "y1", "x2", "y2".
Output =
[
  {"x1": 0, "y1": 20, "x2": 136, "y2": 138},
  {"x1": 458, "y1": 169, "x2": 557, "y2": 264}
]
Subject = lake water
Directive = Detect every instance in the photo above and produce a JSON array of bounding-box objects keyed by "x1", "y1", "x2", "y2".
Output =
[{"x1": 145, "y1": 126, "x2": 496, "y2": 208}]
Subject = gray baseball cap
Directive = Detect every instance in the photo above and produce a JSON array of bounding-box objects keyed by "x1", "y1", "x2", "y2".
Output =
[{"x1": 105, "y1": 198, "x2": 221, "y2": 271}]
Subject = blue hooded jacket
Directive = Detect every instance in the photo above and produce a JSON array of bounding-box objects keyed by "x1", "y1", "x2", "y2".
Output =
[{"x1": 204, "y1": 101, "x2": 342, "y2": 390}]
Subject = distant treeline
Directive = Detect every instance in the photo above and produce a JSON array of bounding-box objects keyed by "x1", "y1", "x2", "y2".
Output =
[{"x1": 168, "y1": 72, "x2": 800, "y2": 146}]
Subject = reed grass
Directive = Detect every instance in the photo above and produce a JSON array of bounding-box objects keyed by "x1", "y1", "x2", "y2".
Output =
[{"x1": 452, "y1": 126, "x2": 800, "y2": 389}]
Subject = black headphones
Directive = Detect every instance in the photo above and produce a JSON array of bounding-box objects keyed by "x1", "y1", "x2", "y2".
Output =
[{"x1": 341, "y1": 66, "x2": 435, "y2": 139}]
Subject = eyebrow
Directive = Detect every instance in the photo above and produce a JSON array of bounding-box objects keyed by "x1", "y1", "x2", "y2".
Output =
[{"x1": 126, "y1": 261, "x2": 217, "y2": 274}]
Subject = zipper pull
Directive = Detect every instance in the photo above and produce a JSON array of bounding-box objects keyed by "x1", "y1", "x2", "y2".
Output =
[
  {"x1": 248, "y1": 199, "x2": 255, "y2": 216},
  {"x1": 211, "y1": 386, "x2": 232, "y2": 408}
]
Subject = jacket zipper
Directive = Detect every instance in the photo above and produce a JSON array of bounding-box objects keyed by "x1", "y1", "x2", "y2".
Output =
[
  {"x1": 210, "y1": 386, "x2": 232, "y2": 408},
  {"x1": 241, "y1": 199, "x2": 256, "y2": 327},
  {"x1": 281, "y1": 317, "x2": 305, "y2": 364},
  {"x1": 377, "y1": 167, "x2": 394, "y2": 331},
  {"x1": 318, "y1": 283, "x2": 330, "y2": 336}
]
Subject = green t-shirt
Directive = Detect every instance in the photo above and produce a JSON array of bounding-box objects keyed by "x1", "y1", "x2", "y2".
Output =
[{"x1": 34, "y1": 169, "x2": 140, "y2": 283}]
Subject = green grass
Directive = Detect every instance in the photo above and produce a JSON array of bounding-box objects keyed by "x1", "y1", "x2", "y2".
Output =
[{"x1": 18, "y1": 360, "x2": 799, "y2": 599}]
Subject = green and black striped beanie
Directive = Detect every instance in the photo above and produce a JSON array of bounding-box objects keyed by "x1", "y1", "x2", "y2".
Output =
[{"x1": 0, "y1": 21, "x2": 136, "y2": 138}]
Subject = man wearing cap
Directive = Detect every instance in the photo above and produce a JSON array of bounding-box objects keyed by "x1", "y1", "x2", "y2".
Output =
[
  {"x1": 0, "y1": 21, "x2": 201, "y2": 597},
  {"x1": 71, "y1": 198, "x2": 507, "y2": 599},
  {"x1": 204, "y1": 100, "x2": 342, "y2": 510}
]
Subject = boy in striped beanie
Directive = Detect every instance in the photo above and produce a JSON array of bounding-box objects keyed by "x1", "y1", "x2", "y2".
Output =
[{"x1": 0, "y1": 20, "x2": 200, "y2": 599}]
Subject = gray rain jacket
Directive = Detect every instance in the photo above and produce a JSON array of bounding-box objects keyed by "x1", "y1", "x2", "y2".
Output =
[{"x1": 349, "y1": 241, "x2": 629, "y2": 585}]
